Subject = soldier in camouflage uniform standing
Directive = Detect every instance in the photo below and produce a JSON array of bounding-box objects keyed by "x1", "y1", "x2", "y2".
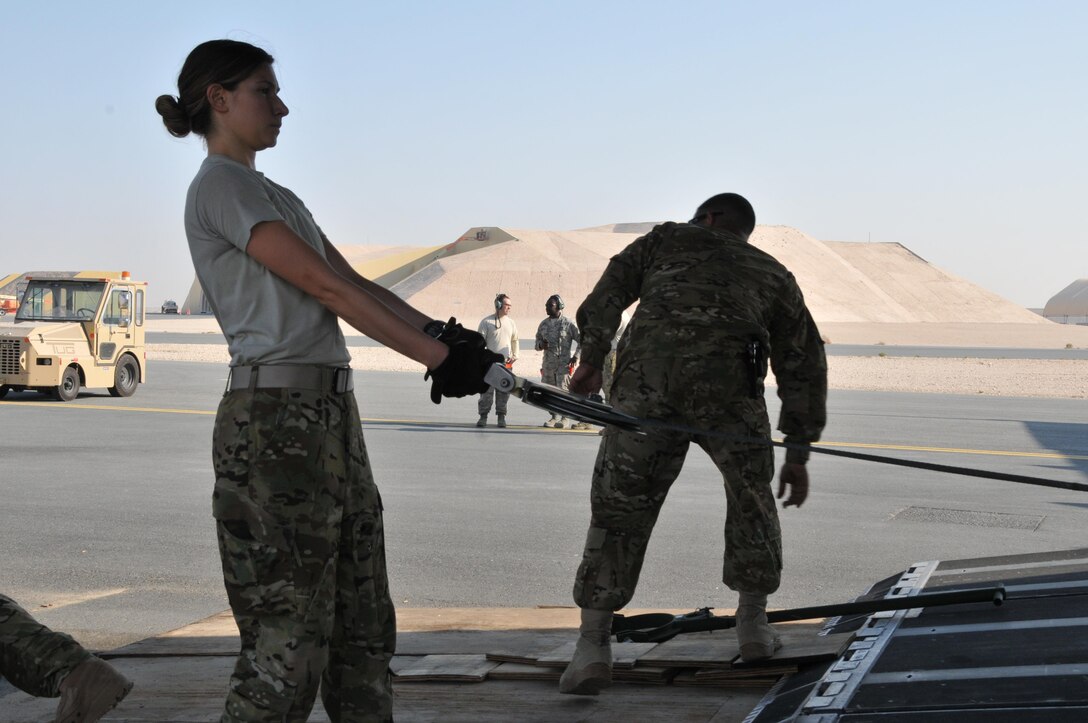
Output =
[
  {"x1": 1, "y1": 593, "x2": 133, "y2": 720},
  {"x1": 559, "y1": 193, "x2": 827, "y2": 695},
  {"x1": 158, "y1": 40, "x2": 499, "y2": 721},
  {"x1": 534, "y1": 294, "x2": 589, "y2": 429}
]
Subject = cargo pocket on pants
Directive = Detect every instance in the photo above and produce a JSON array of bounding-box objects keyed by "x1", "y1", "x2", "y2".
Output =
[
  {"x1": 337, "y1": 496, "x2": 396, "y2": 650},
  {"x1": 217, "y1": 519, "x2": 298, "y2": 618}
]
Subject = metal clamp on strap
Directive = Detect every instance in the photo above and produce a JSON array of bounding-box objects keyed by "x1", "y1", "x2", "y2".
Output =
[{"x1": 228, "y1": 365, "x2": 354, "y2": 393}]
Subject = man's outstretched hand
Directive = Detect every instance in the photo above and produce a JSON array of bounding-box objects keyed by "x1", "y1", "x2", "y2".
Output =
[{"x1": 777, "y1": 463, "x2": 809, "y2": 508}]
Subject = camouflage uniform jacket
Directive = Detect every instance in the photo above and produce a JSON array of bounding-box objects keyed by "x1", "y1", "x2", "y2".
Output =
[
  {"x1": 535, "y1": 315, "x2": 581, "y2": 365},
  {"x1": 575, "y1": 221, "x2": 827, "y2": 463}
]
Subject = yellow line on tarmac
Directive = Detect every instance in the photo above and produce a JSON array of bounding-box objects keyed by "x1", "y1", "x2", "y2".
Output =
[
  {"x1": 812, "y1": 440, "x2": 1088, "y2": 462},
  {"x1": 0, "y1": 400, "x2": 214, "y2": 415},
  {"x1": 3, "y1": 401, "x2": 1084, "y2": 461},
  {"x1": 356, "y1": 417, "x2": 600, "y2": 432},
  {"x1": 359, "y1": 416, "x2": 457, "y2": 427}
]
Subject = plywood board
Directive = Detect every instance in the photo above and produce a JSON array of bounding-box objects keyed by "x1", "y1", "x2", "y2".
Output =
[
  {"x1": 636, "y1": 622, "x2": 835, "y2": 669},
  {"x1": 390, "y1": 655, "x2": 423, "y2": 675},
  {"x1": 485, "y1": 649, "x2": 539, "y2": 665},
  {"x1": 394, "y1": 654, "x2": 500, "y2": 682},
  {"x1": 695, "y1": 664, "x2": 798, "y2": 681},
  {"x1": 486, "y1": 662, "x2": 561, "y2": 681},
  {"x1": 636, "y1": 633, "x2": 740, "y2": 668},
  {"x1": 393, "y1": 678, "x2": 768, "y2": 722},
  {"x1": 730, "y1": 631, "x2": 852, "y2": 670},
  {"x1": 613, "y1": 665, "x2": 677, "y2": 684},
  {"x1": 674, "y1": 670, "x2": 782, "y2": 688},
  {"x1": 396, "y1": 629, "x2": 572, "y2": 656},
  {"x1": 534, "y1": 641, "x2": 658, "y2": 669},
  {"x1": 0, "y1": 656, "x2": 332, "y2": 722},
  {"x1": 0, "y1": 656, "x2": 771, "y2": 722}
]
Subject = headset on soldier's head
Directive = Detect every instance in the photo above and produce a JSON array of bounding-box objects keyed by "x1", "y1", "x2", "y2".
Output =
[
  {"x1": 495, "y1": 293, "x2": 509, "y2": 311},
  {"x1": 547, "y1": 294, "x2": 564, "y2": 310}
]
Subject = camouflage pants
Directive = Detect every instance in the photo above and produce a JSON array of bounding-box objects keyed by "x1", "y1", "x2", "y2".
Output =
[
  {"x1": 0, "y1": 593, "x2": 90, "y2": 697},
  {"x1": 541, "y1": 356, "x2": 571, "y2": 421},
  {"x1": 212, "y1": 388, "x2": 396, "y2": 723},
  {"x1": 540, "y1": 355, "x2": 572, "y2": 390},
  {"x1": 573, "y1": 357, "x2": 781, "y2": 611},
  {"x1": 477, "y1": 386, "x2": 509, "y2": 416}
]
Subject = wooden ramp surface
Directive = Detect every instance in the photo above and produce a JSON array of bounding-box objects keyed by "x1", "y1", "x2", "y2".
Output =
[{"x1": 0, "y1": 608, "x2": 838, "y2": 722}]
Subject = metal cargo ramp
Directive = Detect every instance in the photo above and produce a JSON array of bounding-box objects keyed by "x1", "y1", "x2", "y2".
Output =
[{"x1": 751, "y1": 547, "x2": 1088, "y2": 722}]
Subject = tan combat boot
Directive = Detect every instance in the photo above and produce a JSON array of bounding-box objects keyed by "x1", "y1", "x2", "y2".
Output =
[
  {"x1": 736, "y1": 591, "x2": 782, "y2": 662},
  {"x1": 55, "y1": 656, "x2": 133, "y2": 723},
  {"x1": 558, "y1": 608, "x2": 613, "y2": 695}
]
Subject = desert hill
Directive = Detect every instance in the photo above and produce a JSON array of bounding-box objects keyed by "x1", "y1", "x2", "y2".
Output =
[{"x1": 382, "y1": 224, "x2": 1050, "y2": 336}]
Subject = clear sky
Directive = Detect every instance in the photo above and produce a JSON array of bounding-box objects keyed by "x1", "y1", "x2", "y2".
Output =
[{"x1": 1, "y1": 1, "x2": 1084, "y2": 308}]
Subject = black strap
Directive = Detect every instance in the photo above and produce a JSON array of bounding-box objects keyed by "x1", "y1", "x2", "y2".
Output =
[
  {"x1": 515, "y1": 375, "x2": 1088, "y2": 493},
  {"x1": 636, "y1": 417, "x2": 1088, "y2": 494},
  {"x1": 612, "y1": 586, "x2": 1007, "y2": 643}
]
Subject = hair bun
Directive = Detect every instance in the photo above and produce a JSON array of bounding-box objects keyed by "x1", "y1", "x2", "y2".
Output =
[{"x1": 155, "y1": 94, "x2": 192, "y2": 138}]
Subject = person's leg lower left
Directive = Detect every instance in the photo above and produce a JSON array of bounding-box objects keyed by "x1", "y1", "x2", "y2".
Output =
[{"x1": 0, "y1": 594, "x2": 91, "y2": 697}]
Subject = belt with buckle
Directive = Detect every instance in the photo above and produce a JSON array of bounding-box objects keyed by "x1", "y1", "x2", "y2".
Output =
[{"x1": 228, "y1": 365, "x2": 354, "y2": 394}]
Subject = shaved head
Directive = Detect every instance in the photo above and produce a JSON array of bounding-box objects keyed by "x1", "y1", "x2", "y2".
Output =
[{"x1": 691, "y1": 193, "x2": 756, "y2": 237}]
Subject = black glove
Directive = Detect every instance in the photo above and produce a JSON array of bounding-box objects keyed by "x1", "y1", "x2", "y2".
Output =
[
  {"x1": 424, "y1": 317, "x2": 486, "y2": 350},
  {"x1": 424, "y1": 341, "x2": 504, "y2": 404}
]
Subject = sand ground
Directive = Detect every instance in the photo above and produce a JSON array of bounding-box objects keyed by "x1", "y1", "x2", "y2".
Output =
[{"x1": 144, "y1": 317, "x2": 1088, "y2": 400}]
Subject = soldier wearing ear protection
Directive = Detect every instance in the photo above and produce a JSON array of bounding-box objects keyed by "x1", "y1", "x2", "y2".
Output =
[
  {"x1": 475, "y1": 294, "x2": 519, "y2": 427},
  {"x1": 535, "y1": 294, "x2": 587, "y2": 429}
]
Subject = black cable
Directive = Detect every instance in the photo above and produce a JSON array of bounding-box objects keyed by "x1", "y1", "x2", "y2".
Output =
[
  {"x1": 633, "y1": 418, "x2": 1088, "y2": 494},
  {"x1": 517, "y1": 375, "x2": 1088, "y2": 493}
]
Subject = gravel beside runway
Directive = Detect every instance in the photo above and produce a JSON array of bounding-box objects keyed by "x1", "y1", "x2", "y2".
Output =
[{"x1": 147, "y1": 343, "x2": 1088, "y2": 399}]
